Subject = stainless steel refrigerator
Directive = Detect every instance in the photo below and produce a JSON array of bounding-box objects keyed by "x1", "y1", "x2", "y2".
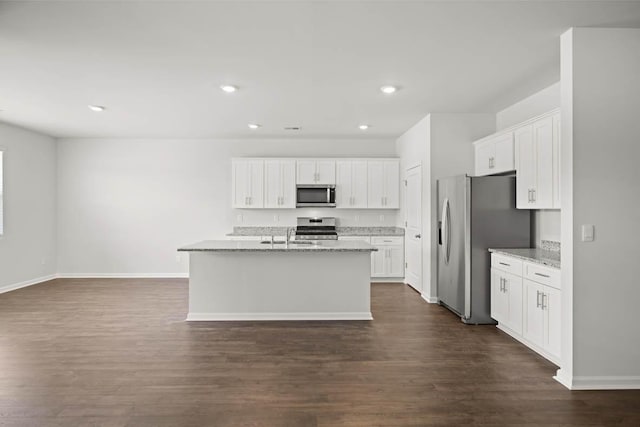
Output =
[{"x1": 437, "y1": 175, "x2": 530, "y2": 324}]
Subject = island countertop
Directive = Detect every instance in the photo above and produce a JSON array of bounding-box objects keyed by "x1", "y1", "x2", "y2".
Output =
[{"x1": 178, "y1": 240, "x2": 378, "y2": 252}]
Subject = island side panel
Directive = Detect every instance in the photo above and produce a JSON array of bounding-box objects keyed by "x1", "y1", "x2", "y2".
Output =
[{"x1": 186, "y1": 251, "x2": 372, "y2": 320}]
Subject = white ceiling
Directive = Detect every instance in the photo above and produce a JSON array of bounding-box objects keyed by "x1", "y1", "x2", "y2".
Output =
[{"x1": 1, "y1": 1, "x2": 640, "y2": 139}]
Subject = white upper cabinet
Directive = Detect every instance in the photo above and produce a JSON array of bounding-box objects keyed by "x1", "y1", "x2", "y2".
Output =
[
  {"x1": 474, "y1": 132, "x2": 514, "y2": 176},
  {"x1": 296, "y1": 159, "x2": 336, "y2": 185},
  {"x1": 264, "y1": 159, "x2": 296, "y2": 209},
  {"x1": 368, "y1": 160, "x2": 400, "y2": 209},
  {"x1": 232, "y1": 159, "x2": 264, "y2": 209},
  {"x1": 516, "y1": 113, "x2": 560, "y2": 209},
  {"x1": 336, "y1": 160, "x2": 368, "y2": 208}
]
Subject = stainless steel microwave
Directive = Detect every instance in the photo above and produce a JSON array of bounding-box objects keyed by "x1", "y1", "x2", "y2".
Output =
[{"x1": 296, "y1": 185, "x2": 336, "y2": 208}]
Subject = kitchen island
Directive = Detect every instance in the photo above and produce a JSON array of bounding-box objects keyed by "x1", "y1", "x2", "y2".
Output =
[{"x1": 178, "y1": 240, "x2": 377, "y2": 321}]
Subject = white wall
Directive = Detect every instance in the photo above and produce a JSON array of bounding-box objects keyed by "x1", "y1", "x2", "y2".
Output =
[
  {"x1": 56, "y1": 138, "x2": 397, "y2": 276},
  {"x1": 496, "y1": 82, "x2": 562, "y2": 247},
  {"x1": 396, "y1": 114, "x2": 494, "y2": 300},
  {"x1": 557, "y1": 28, "x2": 640, "y2": 389},
  {"x1": 0, "y1": 122, "x2": 57, "y2": 292},
  {"x1": 496, "y1": 82, "x2": 560, "y2": 130}
]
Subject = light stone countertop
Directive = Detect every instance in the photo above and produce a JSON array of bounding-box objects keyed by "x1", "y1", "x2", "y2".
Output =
[
  {"x1": 226, "y1": 226, "x2": 404, "y2": 237},
  {"x1": 179, "y1": 240, "x2": 378, "y2": 252},
  {"x1": 488, "y1": 248, "x2": 561, "y2": 269}
]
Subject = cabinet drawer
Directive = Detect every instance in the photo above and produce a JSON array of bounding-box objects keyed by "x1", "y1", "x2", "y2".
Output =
[
  {"x1": 491, "y1": 254, "x2": 523, "y2": 276},
  {"x1": 524, "y1": 262, "x2": 560, "y2": 290},
  {"x1": 371, "y1": 236, "x2": 403, "y2": 246}
]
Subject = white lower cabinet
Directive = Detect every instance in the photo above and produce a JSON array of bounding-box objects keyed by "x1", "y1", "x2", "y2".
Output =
[
  {"x1": 339, "y1": 235, "x2": 404, "y2": 279},
  {"x1": 491, "y1": 269, "x2": 523, "y2": 335},
  {"x1": 491, "y1": 253, "x2": 561, "y2": 365}
]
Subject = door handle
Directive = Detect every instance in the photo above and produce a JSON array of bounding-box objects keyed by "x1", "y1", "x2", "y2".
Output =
[{"x1": 442, "y1": 198, "x2": 451, "y2": 265}]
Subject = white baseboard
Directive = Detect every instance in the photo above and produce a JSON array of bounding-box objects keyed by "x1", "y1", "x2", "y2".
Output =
[
  {"x1": 421, "y1": 293, "x2": 438, "y2": 303},
  {"x1": 0, "y1": 274, "x2": 57, "y2": 294},
  {"x1": 57, "y1": 273, "x2": 188, "y2": 279},
  {"x1": 186, "y1": 312, "x2": 373, "y2": 321},
  {"x1": 554, "y1": 370, "x2": 640, "y2": 390},
  {"x1": 371, "y1": 277, "x2": 404, "y2": 283}
]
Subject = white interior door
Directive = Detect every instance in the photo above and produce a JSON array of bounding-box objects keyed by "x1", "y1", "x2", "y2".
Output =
[{"x1": 404, "y1": 165, "x2": 422, "y2": 292}]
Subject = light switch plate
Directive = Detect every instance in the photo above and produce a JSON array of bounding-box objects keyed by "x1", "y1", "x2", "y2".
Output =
[{"x1": 582, "y1": 224, "x2": 595, "y2": 242}]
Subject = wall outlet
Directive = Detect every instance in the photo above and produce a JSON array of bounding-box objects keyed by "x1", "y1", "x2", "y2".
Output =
[
  {"x1": 236, "y1": 214, "x2": 243, "y2": 223},
  {"x1": 379, "y1": 214, "x2": 385, "y2": 222},
  {"x1": 354, "y1": 215, "x2": 360, "y2": 222},
  {"x1": 273, "y1": 215, "x2": 279, "y2": 222}
]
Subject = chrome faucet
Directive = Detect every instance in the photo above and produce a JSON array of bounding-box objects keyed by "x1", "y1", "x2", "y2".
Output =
[{"x1": 286, "y1": 227, "x2": 295, "y2": 247}]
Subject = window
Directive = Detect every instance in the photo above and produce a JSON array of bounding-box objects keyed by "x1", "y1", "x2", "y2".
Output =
[{"x1": 0, "y1": 150, "x2": 3, "y2": 236}]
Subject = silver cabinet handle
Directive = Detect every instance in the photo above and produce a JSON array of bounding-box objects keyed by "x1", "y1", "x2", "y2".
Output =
[
  {"x1": 499, "y1": 262, "x2": 510, "y2": 267},
  {"x1": 541, "y1": 293, "x2": 547, "y2": 310},
  {"x1": 532, "y1": 189, "x2": 536, "y2": 202},
  {"x1": 536, "y1": 290, "x2": 541, "y2": 308},
  {"x1": 528, "y1": 189, "x2": 532, "y2": 203},
  {"x1": 503, "y1": 278, "x2": 507, "y2": 293},
  {"x1": 499, "y1": 277, "x2": 504, "y2": 292},
  {"x1": 415, "y1": 234, "x2": 421, "y2": 239},
  {"x1": 245, "y1": 196, "x2": 249, "y2": 205},
  {"x1": 534, "y1": 272, "x2": 550, "y2": 278}
]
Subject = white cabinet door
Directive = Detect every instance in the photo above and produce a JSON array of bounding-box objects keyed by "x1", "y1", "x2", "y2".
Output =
[
  {"x1": 335, "y1": 161, "x2": 353, "y2": 208},
  {"x1": 475, "y1": 141, "x2": 495, "y2": 176},
  {"x1": 491, "y1": 269, "x2": 508, "y2": 324},
  {"x1": 264, "y1": 160, "x2": 295, "y2": 208},
  {"x1": 387, "y1": 245, "x2": 404, "y2": 277},
  {"x1": 504, "y1": 272, "x2": 523, "y2": 335},
  {"x1": 552, "y1": 113, "x2": 561, "y2": 208},
  {"x1": 232, "y1": 159, "x2": 264, "y2": 208},
  {"x1": 523, "y1": 279, "x2": 545, "y2": 349},
  {"x1": 532, "y1": 116, "x2": 554, "y2": 208},
  {"x1": 515, "y1": 125, "x2": 535, "y2": 209},
  {"x1": 367, "y1": 161, "x2": 385, "y2": 209},
  {"x1": 264, "y1": 160, "x2": 282, "y2": 209},
  {"x1": 315, "y1": 160, "x2": 336, "y2": 185},
  {"x1": 383, "y1": 160, "x2": 400, "y2": 208},
  {"x1": 280, "y1": 160, "x2": 296, "y2": 208},
  {"x1": 351, "y1": 160, "x2": 368, "y2": 208},
  {"x1": 371, "y1": 246, "x2": 386, "y2": 277},
  {"x1": 367, "y1": 160, "x2": 399, "y2": 209},
  {"x1": 544, "y1": 285, "x2": 561, "y2": 359},
  {"x1": 296, "y1": 160, "x2": 317, "y2": 184},
  {"x1": 494, "y1": 133, "x2": 515, "y2": 173}
]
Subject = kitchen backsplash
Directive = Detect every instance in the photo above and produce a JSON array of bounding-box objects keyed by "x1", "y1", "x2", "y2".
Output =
[
  {"x1": 233, "y1": 208, "x2": 400, "y2": 227},
  {"x1": 541, "y1": 240, "x2": 561, "y2": 252}
]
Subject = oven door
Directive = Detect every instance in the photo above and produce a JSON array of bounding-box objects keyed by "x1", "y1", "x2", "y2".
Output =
[{"x1": 296, "y1": 185, "x2": 336, "y2": 207}]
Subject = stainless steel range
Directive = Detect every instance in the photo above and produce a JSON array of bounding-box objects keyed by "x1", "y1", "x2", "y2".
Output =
[{"x1": 295, "y1": 217, "x2": 338, "y2": 241}]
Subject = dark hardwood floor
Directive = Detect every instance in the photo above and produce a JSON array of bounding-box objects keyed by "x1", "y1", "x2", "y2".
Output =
[{"x1": 0, "y1": 279, "x2": 639, "y2": 426}]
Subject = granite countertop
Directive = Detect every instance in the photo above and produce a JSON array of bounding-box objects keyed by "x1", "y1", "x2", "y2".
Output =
[
  {"x1": 489, "y1": 248, "x2": 561, "y2": 269},
  {"x1": 226, "y1": 226, "x2": 404, "y2": 237},
  {"x1": 179, "y1": 240, "x2": 377, "y2": 252}
]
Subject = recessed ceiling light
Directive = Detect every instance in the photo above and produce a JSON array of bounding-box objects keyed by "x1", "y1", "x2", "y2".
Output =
[
  {"x1": 220, "y1": 85, "x2": 238, "y2": 93},
  {"x1": 248, "y1": 123, "x2": 261, "y2": 129},
  {"x1": 359, "y1": 124, "x2": 370, "y2": 130},
  {"x1": 88, "y1": 105, "x2": 106, "y2": 112},
  {"x1": 380, "y1": 85, "x2": 398, "y2": 94}
]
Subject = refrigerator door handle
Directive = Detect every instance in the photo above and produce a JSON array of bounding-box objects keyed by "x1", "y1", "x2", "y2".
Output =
[{"x1": 442, "y1": 198, "x2": 451, "y2": 265}]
